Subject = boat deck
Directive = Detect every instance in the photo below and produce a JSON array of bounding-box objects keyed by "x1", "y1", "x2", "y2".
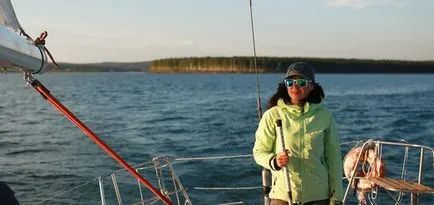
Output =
[{"x1": 369, "y1": 177, "x2": 434, "y2": 193}]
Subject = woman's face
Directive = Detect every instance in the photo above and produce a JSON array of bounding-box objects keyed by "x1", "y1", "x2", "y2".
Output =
[{"x1": 285, "y1": 76, "x2": 314, "y2": 105}]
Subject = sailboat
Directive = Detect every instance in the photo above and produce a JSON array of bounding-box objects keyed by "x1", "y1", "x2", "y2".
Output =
[{"x1": 1, "y1": 0, "x2": 433, "y2": 204}]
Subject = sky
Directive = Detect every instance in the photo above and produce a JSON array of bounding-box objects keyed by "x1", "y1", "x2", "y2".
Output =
[{"x1": 10, "y1": 0, "x2": 434, "y2": 63}]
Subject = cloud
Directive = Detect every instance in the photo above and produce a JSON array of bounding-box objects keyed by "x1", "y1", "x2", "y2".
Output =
[
  {"x1": 326, "y1": 0, "x2": 409, "y2": 8},
  {"x1": 181, "y1": 40, "x2": 194, "y2": 48}
]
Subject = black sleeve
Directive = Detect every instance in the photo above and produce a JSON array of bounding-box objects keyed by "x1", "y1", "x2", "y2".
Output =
[{"x1": 0, "y1": 181, "x2": 20, "y2": 205}]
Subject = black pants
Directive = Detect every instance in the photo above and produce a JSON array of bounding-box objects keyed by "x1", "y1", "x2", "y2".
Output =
[{"x1": 271, "y1": 198, "x2": 329, "y2": 205}]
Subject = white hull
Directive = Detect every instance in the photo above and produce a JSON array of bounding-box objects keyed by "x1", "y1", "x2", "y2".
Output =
[{"x1": 0, "y1": 24, "x2": 47, "y2": 74}]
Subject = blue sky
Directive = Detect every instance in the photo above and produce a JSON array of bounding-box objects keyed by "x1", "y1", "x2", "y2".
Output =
[{"x1": 11, "y1": 0, "x2": 434, "y2": 63}]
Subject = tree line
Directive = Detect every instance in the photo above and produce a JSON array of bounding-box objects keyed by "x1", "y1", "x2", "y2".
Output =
[
  {"x1": 14, "y1": 57, "x2": 431, "y2": 73},
  {"x1": 151, "y1": 57, "x2": 434, "y2": 73}
]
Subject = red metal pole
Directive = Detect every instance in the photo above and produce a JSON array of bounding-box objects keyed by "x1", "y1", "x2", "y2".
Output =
[{"x1": 30, "y1": 79, "x2": 173, "y2": 205}]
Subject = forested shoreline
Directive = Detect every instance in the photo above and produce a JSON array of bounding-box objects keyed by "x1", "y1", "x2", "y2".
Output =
[
  {"x1": 151, "y1": 57, "x2": 434, "y2": 73},
  {"x1": 18, "y1": 56, "x2": 433, "y2": 73}
]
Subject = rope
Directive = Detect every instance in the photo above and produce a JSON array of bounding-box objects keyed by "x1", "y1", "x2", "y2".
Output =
[
  {"x1": 21, "y1": 29, "x2": 60, "y2": 68},
  {"x1": 34, "y1": 31, "x2": 60, "y2": 68}
]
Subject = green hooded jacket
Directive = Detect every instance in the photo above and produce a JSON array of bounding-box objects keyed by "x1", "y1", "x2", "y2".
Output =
[{"x1": 253, "y1": 99, "x2": 343, "y2": 204}]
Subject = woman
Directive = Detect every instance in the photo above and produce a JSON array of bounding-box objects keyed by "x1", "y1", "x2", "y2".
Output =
[{"x1": 253, "y1": 62, "x2": 343, "y2": 205}]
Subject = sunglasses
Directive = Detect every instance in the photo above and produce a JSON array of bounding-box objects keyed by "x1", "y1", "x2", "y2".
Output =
[{"x1": 284, "y1": 79, "x2": 312, "y2": 87}]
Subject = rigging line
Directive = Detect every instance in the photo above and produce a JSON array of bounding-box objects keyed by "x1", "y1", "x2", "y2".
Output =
[
  {"x1": 33, "y1": 177, "x2": 99, "y2": 205},
  {"x1": 249, "y1": 0, "x2": 262, "y2": 120},
  {"x1": 108, "y1": 161, "x2": 156, "y2": 175},
  {"x1": 172, "y1": 140, "x2": 355, "y2": 162},
  {"x1": 340, "y1": 140, "x2": 363, "y2": 146},
  {"x1": 175, "y1": 154, "x2": 252, "y2": 161},
  {"x1": 172, "y1": 141, "x2": 355, "y2": 162},
  {"x1": 194, "y1": 186, "x2": 262, "y2": 190},
  {"x1": 132, "y1": 189, "x2": 187, "y2": 205},
  {"x1": 216, "y1": 202, "x2": 245, "y2": 205},
  {"x1": 101, "y1": 152, "x2": 272, "y2": 176}
]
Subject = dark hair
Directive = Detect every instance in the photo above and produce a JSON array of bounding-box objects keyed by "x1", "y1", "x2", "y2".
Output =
[{"x1": 267, "y1": 82, "x2": 325, "y2": 108}]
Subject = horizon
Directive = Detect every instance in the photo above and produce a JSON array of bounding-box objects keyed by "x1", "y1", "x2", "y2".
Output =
[{"x1": 11, "y1": 0, "x2": 434, "y2": 63}]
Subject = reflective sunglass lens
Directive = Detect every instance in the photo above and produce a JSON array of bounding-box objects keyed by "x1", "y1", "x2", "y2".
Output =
[
  {"x1": 284, "y1": 79, "x2": 310, "y2": 87},
  {"x1": 284, "y1": 79, "x2": 294, "y2": 87},
  {"x1": 297, "y1": 79, "x2": 307, "y2": 87}
]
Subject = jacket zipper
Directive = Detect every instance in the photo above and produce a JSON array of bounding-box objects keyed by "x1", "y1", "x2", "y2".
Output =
[{"x1": 299, "y1": 107, "x2": 305, "y2": 203}]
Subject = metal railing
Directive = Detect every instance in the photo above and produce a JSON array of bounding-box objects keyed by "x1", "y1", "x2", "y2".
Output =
[{"x1": 343, "y1": 140, "x2": 434, "y2": 205}]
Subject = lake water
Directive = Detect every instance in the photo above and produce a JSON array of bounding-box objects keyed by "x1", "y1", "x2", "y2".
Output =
[{"x1": 1, "y1": 72, "x2": 433, "y2": 204}]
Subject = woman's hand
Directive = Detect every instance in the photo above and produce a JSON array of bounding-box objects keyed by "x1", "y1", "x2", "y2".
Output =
[{"x1": 276, "y1": 150, "x2": 291, "y2": 168}]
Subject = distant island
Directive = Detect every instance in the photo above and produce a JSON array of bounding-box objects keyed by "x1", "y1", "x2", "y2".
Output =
[{"x1": 45, "y1": 57, "x2": 434, "y2": 73}]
